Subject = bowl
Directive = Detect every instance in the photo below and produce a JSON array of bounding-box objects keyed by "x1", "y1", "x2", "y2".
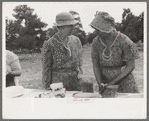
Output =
[
  {"x1": 4, "y1": 86, "x2": 24, "y2": 98},
  {"x1": 102, "y1": 85, "x2": 119, "y2": 98}
]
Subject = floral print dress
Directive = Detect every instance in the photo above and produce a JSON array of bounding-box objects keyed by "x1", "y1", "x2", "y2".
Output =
[
  {"x1": 41, "y1": 33, "x2": 83, "y2": 91},
  {"x1": 91, "y1": 32, "x2": 139, "y2": 93}
]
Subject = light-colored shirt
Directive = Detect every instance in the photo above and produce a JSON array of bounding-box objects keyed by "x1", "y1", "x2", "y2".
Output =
[{"x1": 6, "y1": 50, "x2": 21, "y2": 75}]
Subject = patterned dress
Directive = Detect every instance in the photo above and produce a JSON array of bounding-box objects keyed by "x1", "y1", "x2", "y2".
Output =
[
  {"x1": 91, "y1": 32, "x2": 139, "y2": 93},
  {"x1": 41, "y1": 33, "x2": 83, "y2": 91}
]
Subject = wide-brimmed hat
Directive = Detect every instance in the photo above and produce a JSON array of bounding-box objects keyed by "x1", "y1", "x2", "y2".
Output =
[
  {"x1": 54, "y1": 12, "x2": 79, "y2": 26},
  {"x1": 90, "y1": 11, "x2": 115, "y2": 33}
]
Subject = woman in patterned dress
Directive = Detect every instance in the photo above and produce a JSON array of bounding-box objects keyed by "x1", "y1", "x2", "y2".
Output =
[
  {"x1": 41, "y1": 12, "x2": 83, "y2": 91},
  {"x1": 90, "y1": 11, "x2": 139, "y2": 93}
]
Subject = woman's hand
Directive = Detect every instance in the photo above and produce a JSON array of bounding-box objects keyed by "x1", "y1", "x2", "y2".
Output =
[{"x1": 99, "y1": 83, "x2": 107, "y2": 94}]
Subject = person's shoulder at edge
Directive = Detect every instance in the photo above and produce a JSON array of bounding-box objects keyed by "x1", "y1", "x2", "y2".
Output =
[
  {"x1": 6, "y1": 50, "x2": 15, "y2": 55},
  {"x1": 6, "y1": 50, "x2": 18, "y2": 59}
]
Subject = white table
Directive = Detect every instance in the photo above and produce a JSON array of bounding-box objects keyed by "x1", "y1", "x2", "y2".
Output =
[{"x1": 16, "y1": 89, "x2": 144, "y2": 98}]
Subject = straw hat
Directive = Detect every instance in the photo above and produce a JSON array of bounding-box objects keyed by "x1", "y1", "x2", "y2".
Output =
[
  {"x1": 54, "y1": 12, "x2": 79, "y2": 26},
  {"x1": 90, "y1": 11, "x2": 115, "y2": 33}
]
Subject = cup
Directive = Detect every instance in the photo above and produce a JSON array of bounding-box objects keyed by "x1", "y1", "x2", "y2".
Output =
[{"x1": 81, "y1": 81, "x2": 93, "y2": 93}]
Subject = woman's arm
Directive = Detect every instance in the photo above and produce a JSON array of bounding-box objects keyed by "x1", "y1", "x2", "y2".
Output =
[
  {"x1": 91, "y1": 36, "x2": 102, "y2": 86},
  {"x1": 41, "y1": 40, "x2": 52, "y2": 89},
  {"x1": 107, "y1": 35, "x2": 139, "y2": 86},
  {"x1": 77, "y1": 38, "x2": 83, "y2": 75},
  {"x1": 107, "y1": 59, "x2": 135, "y2": 86},
  {"x1": 8, "y1": 69, "x2": 22, "y2": 77},
  {"x1": 93, "y1": 63, "x2": 102, "y2": 86}
]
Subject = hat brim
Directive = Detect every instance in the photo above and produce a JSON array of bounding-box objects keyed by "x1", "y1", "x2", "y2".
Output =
[
  {"x1": 54, "y1": 20, "x2": 79, "y2": 26},
  {"x1": 90, "y1": 24, "x2": 112, "y2": 33},
  {"x1": 90, "y1": 17, "x2": 114, "y2": 33}
]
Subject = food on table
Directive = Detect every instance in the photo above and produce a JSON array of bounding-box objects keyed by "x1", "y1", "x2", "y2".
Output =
[
  {"x1": 54, "y1": 88, "x2": 66, "y2": 98},
  {"x1": 35, "y1": 92, "x2": 55, "y2": 98},
  {"x1": 35, "y1": 82, "x2": 66, "y2": 98},
  {"x1": 51, "y1": 83, "x2": 66, "y2": 98},
  {"x1": 50, "y1": 82, "x2": 63, "y2": 91}
]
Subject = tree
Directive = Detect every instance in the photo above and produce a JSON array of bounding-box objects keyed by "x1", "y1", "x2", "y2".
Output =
[
  {"x1": 122, "y1": 9, "x2": 144, "y2": 43},
  {"x1": 138, "y1": 12, "x2": 144, "y2": 42},
  {"x1": 8, "y1": 5, "x2": 48, "y2": 51},
  {"x1": 115, "y1": 22, "x2": 123, "y2": 32},
  {"x1": 121, "y1": 8, "x2": 135, "y2": 33},
  {"x1": 69, "y1": 10, "x2": 87, "y2": 46},
  {"x1": 6, "y1": 18, "x2": 22, "y2": 50},
  {"x1": 116, "y1": 8, "x2": 144, "y2": 43}
]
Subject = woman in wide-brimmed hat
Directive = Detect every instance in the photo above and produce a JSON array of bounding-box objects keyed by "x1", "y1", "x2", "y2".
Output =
[
  {"x1": 90, "y1": 11, "x2": 139, "y2": 93},
  {"x1": 41, "y1": 12, "x2": 83, "y2": 91}
]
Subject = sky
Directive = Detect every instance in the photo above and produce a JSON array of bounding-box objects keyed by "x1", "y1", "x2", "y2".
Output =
[{"x1": 3, "y1": 2, "x2": 146, "y2": 33}]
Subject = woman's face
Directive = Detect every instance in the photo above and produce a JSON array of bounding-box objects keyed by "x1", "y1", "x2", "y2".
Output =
[{"x1": 64, "y1": 25, "x2": 74, "y2": 36}]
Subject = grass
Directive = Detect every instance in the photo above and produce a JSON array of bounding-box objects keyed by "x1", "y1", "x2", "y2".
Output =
[{"x1": 17, "y1": 46, "x2": 144, "y2": 93}]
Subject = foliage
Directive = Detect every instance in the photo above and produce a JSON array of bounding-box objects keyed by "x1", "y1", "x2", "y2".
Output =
[
  {"x1": 115, "y1": 8, "x2": 144, "y2": 43},
  {"x1": 69, "y1": 10, "x2": 86, "y2": 46},
  {"x1": 6, "y1": 18, "x2": 22, "y2": 50},
  {"x1": 6, "y1": 5, "x2": 47, "y2": 51}
]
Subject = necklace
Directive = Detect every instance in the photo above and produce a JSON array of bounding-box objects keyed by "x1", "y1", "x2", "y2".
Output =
[
  {"x1": 100, "y1": 32, "x2": 119, "y2": 61},
  {"x1": 102, "y1": 48, "x2": 112, "y2": 61}
]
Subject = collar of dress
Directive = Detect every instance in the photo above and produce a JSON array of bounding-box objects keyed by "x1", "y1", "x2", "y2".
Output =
[{"x1": 52, "y1": 31, "x2": 71, "y2": 56}]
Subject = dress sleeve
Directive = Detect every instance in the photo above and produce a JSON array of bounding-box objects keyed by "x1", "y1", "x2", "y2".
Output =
[
  {"x1": 122, "y1": 36, "x2": 139, "y2": 62},
  {"x1": 91, "y1": 37, "x2": 100, "y2": 66},
  {"x1": 41, "y1": 40, "x2": 52, "y2": 89}
]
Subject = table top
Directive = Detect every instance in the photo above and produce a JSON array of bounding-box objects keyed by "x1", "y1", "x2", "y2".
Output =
[{"x1": 15, "y1": 89, "x2": 144, "y2": 98}]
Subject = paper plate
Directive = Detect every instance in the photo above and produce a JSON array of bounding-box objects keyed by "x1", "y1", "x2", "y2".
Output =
[
  {"x1": 73, "y1": 92, "x2": 102, "y2": 98},
  {"x1": 4, "y1": 86, "x2": 24, "y2": 98},
  {"x1": 106, "y1": 85, "x2": 119, "y2": 89}
]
